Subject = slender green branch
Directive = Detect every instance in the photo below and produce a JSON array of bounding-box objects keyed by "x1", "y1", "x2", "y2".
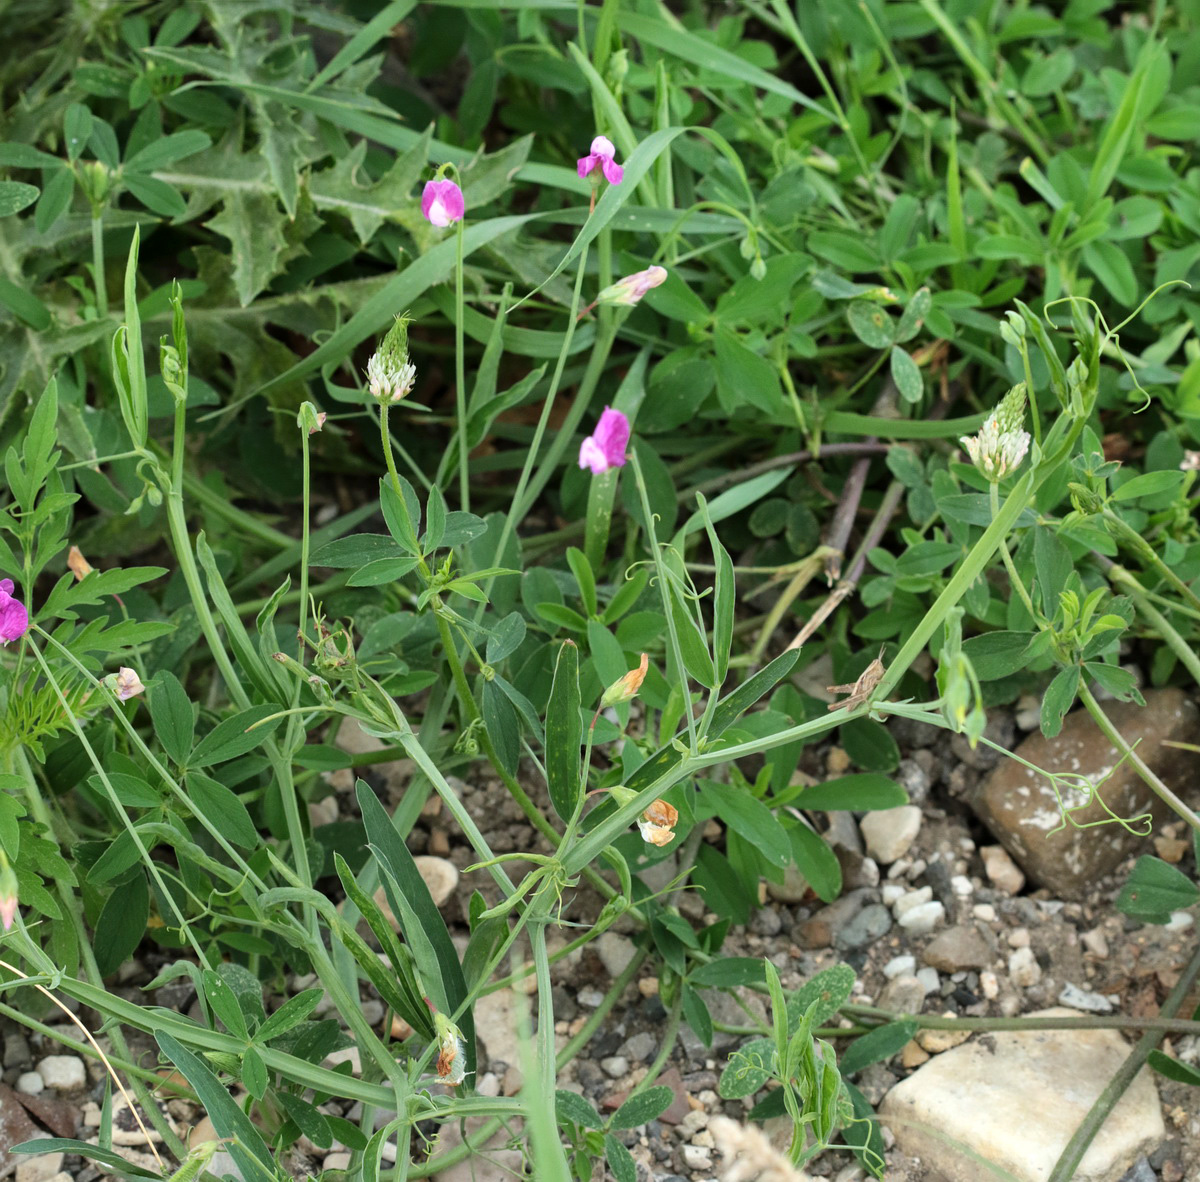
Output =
[
  {"x1": 454, "y1": 215, "x2": 469, "y2": 512},
  {"x1": 1077, "y1": 683, "x2": 1200, "y2": 834}
]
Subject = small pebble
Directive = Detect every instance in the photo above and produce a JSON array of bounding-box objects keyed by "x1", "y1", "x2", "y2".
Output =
[
  {"x1": 623, "y1": 1032, "x2": 657, "y2": 1063},
  {"x1": 860, "y1": 806, "x2": 922, "y2": 864},
  {"x1": 834, "y1": 903, "x2": 892, "y2": 951},
  {"x1": 1007, "y1": 927, "x2": 1031, "y2": 949},
  {"x1": 412, "y1": 855, "x2": 458, "y2": 908},
  {"x1": 981, "y1": 845, "x2": 1025, "y2": 895},
  {"x1": 881, "y1": 884, "x2": 906, "y2": 906},
  {"x1": 1081, "y1": 928, "x2": 1109, "y2": 959},
  {"x1": 600, "y1": 1056, "x2": 628, "y2": 1079},
  {"x1": 893, "y1": 887, "x2": 933, "y2": 920},
  {"x1": 578, "y1": 988, "x2": 605, "y2": 1008},
  {"x1": 980, "y1": 970, "x2": 1000, "y2": 1000},
  {"x1": 681, "y1": 1145, "x2": 713, "y2": 1171},
  {"x1": 972, "y1": 903, "x2": 997, "y2": 922},
  {"x1": 14, "y1": 1156, "x2": 64, "y2": 1182},
  {"x1": 597, "y1": 932, "x2": 638, "y2": 979},
  {"x1": 1009, "y1": 946, "x2": 1041, "y2": 987},
  {"x1": 1166, "y1": 911, "x2": 1194, "y2": 932},
  {"x1": 898, "y1": 901, "x2": 945, "y2": 936},
  {"x1": 916, "y1": 968, "x2": 940, "y2": 995},
  {"x1": 950, "y1": 875, "x2": 974, "y2": 897},
  {"x1": 1058, "y1": 983, "x2": 1115, "y2": 1014},
  {"x1": 883, "y1": 955, "x2": 916, "y2": 979},
  {"x1": 1014, "y1": 693, "x2": 1040, "y2": 731},
  {"x1": 36, "y1": 1055, "x2": 86, "y2": 1091},
  {"x1": 895, "y1": 758, "x2": 931, "y2": 804},
  {"x1": 915, "y1": 1021, "x2": 972, "y2": 1054},
  {"x1": 16, "y1": 1071, "x2": 44, "y2": 1095}
]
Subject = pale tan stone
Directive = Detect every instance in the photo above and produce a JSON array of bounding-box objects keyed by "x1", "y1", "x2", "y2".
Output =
[{"x1": 881, "y1": 1008, "x2": 1164, "y2": 1181}]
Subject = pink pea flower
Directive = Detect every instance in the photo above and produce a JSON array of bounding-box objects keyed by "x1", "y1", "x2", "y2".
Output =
[
  {"x1": 110, "y1": 667, "x2": 146, "y2": 701},
  {"x1": 0, "y1": 856, "x2": 16, "y2": 932},
  {"x1": 421, "y1": 179, "x2": 465, "y2": 228},
  {"x1": 597, "y1": 265, "x2": 667, "y2": 309},
  {"x1": 0, "y1": 579, "x2": 28, "y2": 645},
  {"x1": 578, "y1": 407, "x2": 630, "y2": 475},
  {"x1": 577, "y1": 135, "x2": 624, "y2": 186}
]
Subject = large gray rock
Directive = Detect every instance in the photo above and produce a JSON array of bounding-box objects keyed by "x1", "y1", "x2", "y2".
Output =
[
  {"x1": 969, "y1": 688, "x2": 1200, "y2": 898},
  {"x1": 880, "y1": 1008, "x2": 1164, "y2": 1181}
]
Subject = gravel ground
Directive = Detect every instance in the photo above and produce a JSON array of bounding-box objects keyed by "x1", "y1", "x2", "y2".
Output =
[{"x1": 3, "y1": 703, "x2": 1198, "y2": 1182}]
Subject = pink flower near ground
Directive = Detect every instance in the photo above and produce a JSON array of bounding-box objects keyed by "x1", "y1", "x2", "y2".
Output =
[
  {"x1": 0, "y1": 579, "x2": 28, "y2": 645},
  {"x1": 578, "y1": 407, "x2": 631, "y2": 474},
  {"x1": 577, "y1": 135, "x2": 624, "y2": 185},
  {"x1": 421, "y1": 180, "x2": 465, "y2": 228}
]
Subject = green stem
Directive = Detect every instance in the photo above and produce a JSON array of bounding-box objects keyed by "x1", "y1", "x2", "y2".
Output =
[
  {"x1": 91, "y1": 213, "x2": 107, "y2": 318},
  {"x1": 1077, "y1": 682, "x2": 1200, "y2": 834},
  {"x1": 475, "y1": 244, "x2": 591, "y2": 611},
  {"x1": 628, "y1": 449, "x2": 698, "y2": 754},
  {"x1": 991, "y1": 482, "x2": 1038, "y2": 623},
  {"x1": 874, "y1": 469, "x2": 1036, "y2": 701},
  {"x1": 1102, "y1": 509, "x2": 1200, "y2": 617},
  {"x1": 629, "y1": 989, "x2": 682, "y2": 1094},
  {"x1": 525, "y1": 908, "x2": 571, "y2": 1180},
  {"x1": 455, "y1": 215, "x2": 469, "y2": 512},
  {"x1": 1105, "y1": 564, "x2": 1200, "y2": 686}
]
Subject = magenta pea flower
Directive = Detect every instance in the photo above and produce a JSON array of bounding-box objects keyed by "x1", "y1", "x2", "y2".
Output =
[
  {"x1": 578, "y1": 407, "x2": 630, "y2": 475},
  {"x1": 577, "y1": 135, "x2": 624, "y2": 186},
  {"x1": 0, "y1": 579, "x2": 28, "y2": 645},
  {"x1": 421, "y1": 179, "x2": 465, "y2": 228}
]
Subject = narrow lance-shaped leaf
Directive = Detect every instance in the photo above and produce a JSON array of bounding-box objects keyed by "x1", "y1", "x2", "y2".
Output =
[{"x1": 546, "y1": 641, "x2": 583, "y2": 823}]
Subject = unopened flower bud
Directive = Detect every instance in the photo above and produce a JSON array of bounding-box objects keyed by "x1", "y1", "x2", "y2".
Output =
[
  {"x1": 297, "y1": 402, "x2": 326, "y2": 435},
  {"x1": 67, "y1": 546, "x2": 94, "y2": 581},
  {"x1": 601, "y1": 653, "x2": 648, "y2": 708},
  {"x1": 596, "y1": 266, "x2": 667, "y2": 309}
]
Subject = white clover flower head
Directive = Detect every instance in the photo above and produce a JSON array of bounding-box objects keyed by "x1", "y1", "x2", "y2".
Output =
[
  {"x1": 367, "y1": 315, "x2": 416, "y2": 403},
  {"x1": 961, "y1": 383, "x2": 1031, "y2": 481},
  {"x1": 367, "y1": 353, "x2": 416, "y2": 403}
]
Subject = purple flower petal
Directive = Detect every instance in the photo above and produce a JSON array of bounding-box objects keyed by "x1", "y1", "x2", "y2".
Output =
[
  {"x1": 593, "y1": 407, "x2": 630, "y2": 468},
  {"x1": 578, "y1": 437, "x2": 609, "y2": 474},
  {"x1": 421, "y1": 179, "x2": 465, "y2": 227},
  {"x1": 577, "y1": 135, "x2": 623, "y2": 186},
  {"x1": 0, "y1": 592, "x2": 28, "y2": 644}
]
